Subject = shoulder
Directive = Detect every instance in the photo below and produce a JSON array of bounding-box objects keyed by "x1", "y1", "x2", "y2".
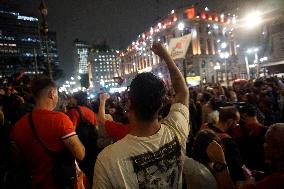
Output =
[
  {"x1": 162, "y1": 103, "x2": 189, "y2": 125},
  {"x1": 80, "y1": 106, "x2": 94, "y2": 113},
  {"x1": 170, "y1": 103, "x2": 189, "y2": 115},
  {"x1": 53, "y1": 111, "x2": 72, "y2": 121},
  {"x1": 97, "y1": 137, "x2": 130, "y2": 161},
  {"x1": 11, "y1": 113, "x2": 29, "y2": 137}
]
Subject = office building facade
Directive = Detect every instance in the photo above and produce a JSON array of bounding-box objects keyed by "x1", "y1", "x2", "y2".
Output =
[{"x1": 119, "y1": 6, "x2": 238, "y2": 86}]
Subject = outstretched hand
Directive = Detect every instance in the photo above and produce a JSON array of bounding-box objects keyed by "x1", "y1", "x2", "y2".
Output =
[
  {"x1": 151, "y1": 42, "x2": 169, "y2": 59},
  {"x1": 99, "y1": 93, "x2": 110, "y2": 102}
]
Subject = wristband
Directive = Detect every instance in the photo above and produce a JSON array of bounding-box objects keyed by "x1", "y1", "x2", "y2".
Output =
[{"x1": 213, "y1": 162, "x2": 228, "y2": 172}]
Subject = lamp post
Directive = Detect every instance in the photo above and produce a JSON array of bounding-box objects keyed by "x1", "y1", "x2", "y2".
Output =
[
  {"x1": 220, "y1": 41, "x2": 230, "y2": 86},
  {"x1": 177, "y1": 22, "x2": 187, "y2": 83},
  {"x1": 246, "y1": 47, "x2": 259, "y2": 79},
  {"x1": 39, "y1": 0, "x2": 52, "y2": 79},
  {"x1": 220, "y1": 52, "x2": 229, "y2": 86},
  {"x1": 243, "y1": 10, "x2": 262, "y2": 79},
  {"x1": 245, "y1": 11, "x2": 262, "y2": 29}
]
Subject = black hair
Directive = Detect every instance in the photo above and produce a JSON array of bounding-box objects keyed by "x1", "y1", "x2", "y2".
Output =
[
  {"x1": 240, "y1": 104, "x2": 257, "y2": 117},
  {"x1": 73, "y1": 91, "x2": 88, "y2": 106},
  {"x1": 219, "y1": 106, "x2": 239, "y2": 123},
  {"x1": 30, "y1": 77, "x2": 56, "y2": 99},
  {"x1": 129, "y1": 72, "x2": 166, "y2": 122},
  {"x1": 202, "y1": 92, "x2": 213, "y2": 103}
]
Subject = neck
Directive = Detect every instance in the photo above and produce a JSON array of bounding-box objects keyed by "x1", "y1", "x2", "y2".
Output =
[
  {"x1": 216, "y1": 122, "x2": 227, "y2": 132},
  {"x1": 245, "y1": 117, "x2": 259, "y2": 124},
  {"x1": 130, "y1": 118, "x2": 161, "y2": 137},
  {"x1": 34, "y1": 99, "x2": 53, "y2": 111}
]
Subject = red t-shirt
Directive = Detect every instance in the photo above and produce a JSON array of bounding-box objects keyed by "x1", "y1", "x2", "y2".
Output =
[
  {"x1": 231, "y1": 123, "x2": 267, "y2": 142},
  {"x1": 68, "y1": 106, "x2": 96, "y2": 127},
  {"x1": 10, "y1": 109, "x2": 76, "y2": 189},
  {"x1": 105, "y1": 120, "x2": 130, "y2": 141},
  {"x1": 239, "y1": 172, "x2": 284, "y2": 189}
]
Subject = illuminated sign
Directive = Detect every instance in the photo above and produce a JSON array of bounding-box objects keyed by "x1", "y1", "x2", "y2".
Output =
[{"x1": 17, "y1": 15, "x2": 38, "y2": 22}]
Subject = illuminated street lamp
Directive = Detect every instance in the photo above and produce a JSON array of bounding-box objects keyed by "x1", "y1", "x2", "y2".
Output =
[
  {"x1": 245, "y1": 11, "x2": 262, "y2": 29},
  {"x1": 178, "y1": 22, "x2": 185, "y2": 31},
  {"x1": 221, "y1": 42, "x2": 227, "y2": 49},
  {"x1": 177, "y1": 22, "x2": 187, "y2": 83},
  {"x1": 39, "y1": 0, "x2": 52, "y2": 79},
  {"x1": 246, "y1": 47, "x2": 259, "y2": 78},
  {"x1": 220, "y1": 52, "x2": 229, "y2": 86}
]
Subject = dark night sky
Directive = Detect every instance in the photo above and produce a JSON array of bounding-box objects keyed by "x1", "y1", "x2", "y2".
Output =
[{"x1": 12, "y1": 0, "x2": 228, "y2": 77}]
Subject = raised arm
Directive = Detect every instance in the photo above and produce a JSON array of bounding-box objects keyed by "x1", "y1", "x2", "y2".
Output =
[
  {"x1": 151, "y1": 43, "x2": 189, "y2": 107},
  {"x1": 97, "y1": 93, "x2": 110, "y2": 126}
]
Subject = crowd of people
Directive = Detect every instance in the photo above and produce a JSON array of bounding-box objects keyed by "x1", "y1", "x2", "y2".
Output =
[{"x1": 0, "y1": 43, "x2": 283, "y2": 189}]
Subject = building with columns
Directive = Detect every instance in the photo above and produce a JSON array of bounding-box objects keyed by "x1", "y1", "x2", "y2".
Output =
[{"x1": 119, "y1": 6, "x2": 238, "y2": 86}]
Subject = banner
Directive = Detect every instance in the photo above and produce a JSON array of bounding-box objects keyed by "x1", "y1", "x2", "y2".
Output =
[{"x1": 168, "y1": 33, "x2": 191, "y2": 60}]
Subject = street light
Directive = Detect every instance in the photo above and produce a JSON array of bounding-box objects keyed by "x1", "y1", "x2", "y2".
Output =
[
  {"x1": 245, "y1": 11, "x2": 261, "y2": 29},
  {"x1": 178, "y1": 22, "x2": 185, "y2": 31},
  {"x1": 71, "y1": 77, "x2": 74, "y2": 80},
  {"x1": 220, "y1": 52, "x2": 229, "y2": 86},
  {"x1": 246, "y1": 47, "x2": 260, "y2": 78},
  {"x1": 177, "y1": 22, "x2": 187, "y2": 83},
  {"x1": 221, "y1": 42, "x2": 227, "y2": 49},
  {"x1": 39, "y1": 0, "x2": 52, "y2": 79}
]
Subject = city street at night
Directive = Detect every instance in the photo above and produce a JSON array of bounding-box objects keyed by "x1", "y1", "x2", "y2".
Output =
[{"x1": 0, "y1": 0, "x2": 284, "y2": 189}]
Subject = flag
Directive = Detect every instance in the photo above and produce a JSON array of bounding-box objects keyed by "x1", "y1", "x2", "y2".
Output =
[{"x1": 168, "y1": 33, "x2": 191, "y2": 60}]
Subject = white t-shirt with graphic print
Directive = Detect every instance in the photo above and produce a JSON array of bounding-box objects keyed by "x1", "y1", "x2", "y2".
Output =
[{"x1": 93, "y1": 103, "x2": 189, "y2": 189}]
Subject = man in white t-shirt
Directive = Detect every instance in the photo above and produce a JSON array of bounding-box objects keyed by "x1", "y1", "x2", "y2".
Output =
[{"x1": 93, "y1": 43, "x2": 189, "y2": 189}]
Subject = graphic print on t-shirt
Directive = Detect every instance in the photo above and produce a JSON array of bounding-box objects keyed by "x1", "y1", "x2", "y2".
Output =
[{"x1": 131, "y1": 138, "x2": 182, "y2": 189}]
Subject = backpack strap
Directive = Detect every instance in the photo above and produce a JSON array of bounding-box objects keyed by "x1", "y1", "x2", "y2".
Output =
[
  {"x1": 28, "y1": 113, "x2": 53, "y2": 156},
  {"x1": 28, "y1": 113, "x2": 53, "y2": 188},
  {"x1": 75, "y1": 106, "x2": 85, "y2": 123},
  {"x1": 75, "y1": 106, "x2": 93, "y2": 126}
]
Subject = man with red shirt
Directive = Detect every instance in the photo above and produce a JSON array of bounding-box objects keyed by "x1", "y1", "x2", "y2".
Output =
[
  {"x1": 68, "y1": 91, "x2": 97, "y2": 188},
  {"x1": 10, "y1": 77, "x2": 85, "y2": 189},
  {"x1": 97, "y1": 93, "x2": 130, "y2": 142},
  {"x1": 68, "y1": 91, "x2": 97, "y2": 128},
  {"x1": 232, "y1": 104, "x2": 268, "y2": 171}
]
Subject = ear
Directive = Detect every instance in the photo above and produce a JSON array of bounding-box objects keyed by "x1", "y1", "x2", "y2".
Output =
[
  {"x1": 47, "y1": 88, "x2": 56, "y2": 100},
  {"x1": 47, "y1": 88, "x2": 53, "y2": 99}
]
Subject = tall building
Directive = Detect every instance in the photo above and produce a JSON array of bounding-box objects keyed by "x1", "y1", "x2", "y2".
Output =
[
  {"x1": 0, "y1": 5, "x2": 60, "y2": 77},
  {"x1": 73, "y1": 39, "x2": 89, "y2": 75},
  {"x1": 0, "y1": 6, "x2": 40, "y2": 76},
  {"x1": 40, "y1": 31, "x2": 60, "y2": 67},
  {"x1": 91, "y1": 48, "x2": 120, "y2": 91},
  {"x1": 212, "y1": 0, "x2": 284, "y2": 76},
  {"x1": 119, "y1": 6, "x2": 237, "y2": 86},
  {"x1": 260, "y1": 8, "x2": 284, "y2": 74}
]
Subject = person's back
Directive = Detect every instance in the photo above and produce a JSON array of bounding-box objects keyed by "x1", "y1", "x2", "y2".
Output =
[
  {"x1": 93, "y1": 43, "x2": 189, "y2": 188},
  {"x1": 11, "y1": 110, "x2": 75, "y2": 189},
  {"x1": 10, "y1": 77, "x2": 85, "y2": 189},
  {"x1": 232, "y1": 105, "x2": 267, "y2": 171},
  {"x1": 200, "y1": 107, "x2": 246, "y2": 183}
]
